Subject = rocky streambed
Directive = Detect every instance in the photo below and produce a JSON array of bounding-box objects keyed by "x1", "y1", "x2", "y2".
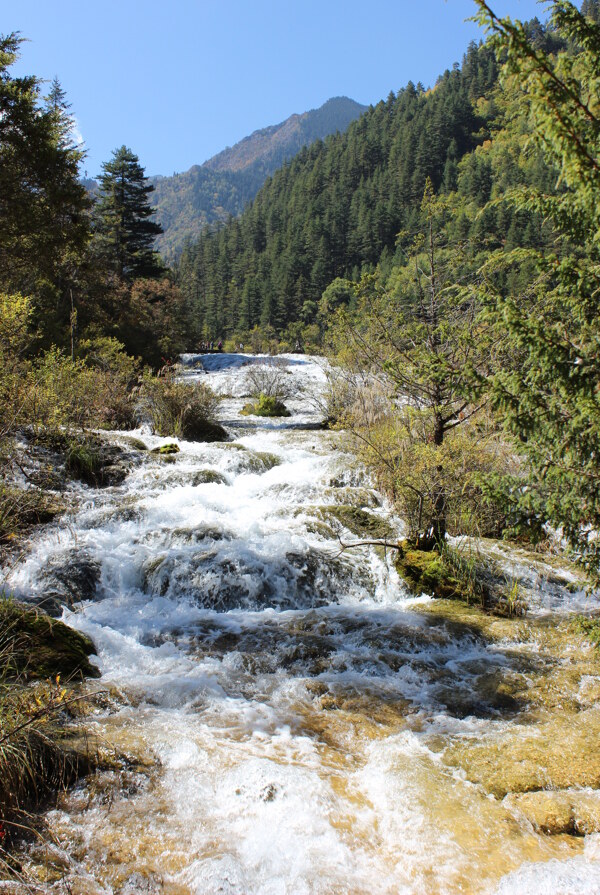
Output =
[{"x1": 2, "y1": 354, "x2": 600, "y2": 894}]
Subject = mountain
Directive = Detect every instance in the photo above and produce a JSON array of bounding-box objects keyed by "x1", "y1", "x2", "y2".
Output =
[
  {"x1": 203, "y1": 97, "x2": 368, "y2": 174},
  {"x1": 148, "y1": 97, "x2": 367, "y2": 260},
  {"x1": 175, "y1": 42, "x2": 503, "y2": 338}
]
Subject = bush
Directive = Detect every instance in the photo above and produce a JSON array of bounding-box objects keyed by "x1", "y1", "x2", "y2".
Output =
[
  {"x1": 240, "y1": 394, "x2": 291, "y2": 418},
  {"x1": 347, "y1": 401, "x2": 521, "y2": 543},
  {"x1": 137, "y1": 370, "x2": 225, "y2": 441},
  {"x1": 244, "y1": 359, "x2": 292, "y2": 400}
]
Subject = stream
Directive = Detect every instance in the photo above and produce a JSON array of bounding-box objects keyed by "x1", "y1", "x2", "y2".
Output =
[{"x1": 5, "y1": 354, "x2": 600, "y2": 895}]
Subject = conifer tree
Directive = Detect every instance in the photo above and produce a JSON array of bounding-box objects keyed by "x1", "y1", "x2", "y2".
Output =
[
  {"x1": 0, "y1": 34, "x2": 90, "y2": 334},
  {"x1": 474, "y1": 0, "x2": 600, "y2": 575},
  {"x1": 94, "y1": 146, "x2": 163, "y2": 282}
]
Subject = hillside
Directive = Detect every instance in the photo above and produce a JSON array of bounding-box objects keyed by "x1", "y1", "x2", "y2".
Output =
[
  {"x1": 175, "y1": 40, "x2": 504, "y2": 338},
  {"x1": 148, "y1": 96, "x2": 366, "y2": 259},
  {"x1": 204, "y1": 97, "x2": 368, "y2": 174}
]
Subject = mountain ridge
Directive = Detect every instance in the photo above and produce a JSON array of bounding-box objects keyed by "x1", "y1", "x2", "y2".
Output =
[{"x1": 147, "y1": 96, "x2": 367, "y2": 259}]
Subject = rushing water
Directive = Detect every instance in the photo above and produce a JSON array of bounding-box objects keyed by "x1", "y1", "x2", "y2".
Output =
[{"x1": 5, "y1": 354, "x2": 600, "y2": 895}]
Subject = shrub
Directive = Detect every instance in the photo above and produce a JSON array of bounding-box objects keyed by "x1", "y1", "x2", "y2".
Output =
[
  {"x1": 137, "y1": 370, "x2": 225, "y2": 441},
  {"x1": 346, "y1": 399, "x2": 521, "y2": 544},
  {"x1": 240, "y1": 394, "x2": 291, "y2": 418},
  {"x1": 244, "y1": 359, "x2": 292, "y2": 400}
]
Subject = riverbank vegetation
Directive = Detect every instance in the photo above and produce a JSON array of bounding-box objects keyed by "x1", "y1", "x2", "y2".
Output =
[
  {"x1": 1, "y1": 0, "x2": 600, "y2": 863},
  {"x1": 171, "y1": 0, "x2": 600, "y2": 588},
  {"x1": 0, "y1": 597, "x2": 99, "y2": 862}
]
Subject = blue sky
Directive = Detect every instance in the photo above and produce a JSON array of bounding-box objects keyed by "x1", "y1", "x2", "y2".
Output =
[{"x1": 5, "y1": 0, "x2": 548, "y2": 178}]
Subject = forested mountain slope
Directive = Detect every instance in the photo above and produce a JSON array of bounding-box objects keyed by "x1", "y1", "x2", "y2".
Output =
[
  {"x1": 175, "y1": 40, "x2": 505, "y2": 338},
  {"x1": 148, "y1": 97, "x2": 366, "y2": 259}
]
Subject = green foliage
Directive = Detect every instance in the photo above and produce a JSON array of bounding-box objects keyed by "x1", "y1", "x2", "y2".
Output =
[
  {"x1": 571, "y1": 615, "x2": 600, "y2": 646},
  {"x1": 65, "y1": 439, "x2": 102, "y2": 485},
  {"x1": 25, "y1": 347, "x2": 136, "y2": 432},
  {"x1": 473, "y1": 1, "x2": 600, "y2": 576},
  {"x1": 176, "y1": 43, "x2": 499, "y2": 338},
  {"x1": 240, "y1": 394, "x2": 291, "y2": 417},
  {"x1": 149, "y1": 97, "x2": 366, "y2": 260},
  {"x1": 326, "y1": 184, "x2": 493, "y2": 547},
  {"x1": 138, "y1": 371, "x2": 224, "y2": 440},
  {"x1": 0, "y1": 35, "x2": 90, "y2": 340},
  {"x1": 93, "y1": 145, "x2": 164, "y2": 281}
]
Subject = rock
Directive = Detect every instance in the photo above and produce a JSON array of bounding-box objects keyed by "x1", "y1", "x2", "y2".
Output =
[
  {"x1": 121, "y1": 436, "x2": 148, "y2": 451},
  {"x1": 395, "y1": 544, "x2": 461, "y2": 599},
  {"x1": 35, "y1": 550, "x2": 101, "y2": 615},
  {"x1": 0, "y1": 599, "x2": 99, "y2": 679},
  {"x1": 181, "y1": 417, "x2": 228, "y2": 442},
  {"x1": 443, "y1": 711, "x2": 600, "y2": 798},
  {"x1": 317, "y1": 504, "x2": 395, "y2": 541},
  {"x1": 240, "y1": 395, "x2": 291, "y2": 417},
  {"x1": 254, "y1": 451, "x2": 281, "y2": 472},
  {"x1": 191, "y1": 469, "x2": 229, "y2": 486},
  {"x1": 505, "y1": 790, "x2": 600, "y2": 836},
  {"x1": 65, "y1": 437, "x2": 131, "y2": 487},
  {"x1": 150, "y1": 443, "x2": 180, "y2": 455}
]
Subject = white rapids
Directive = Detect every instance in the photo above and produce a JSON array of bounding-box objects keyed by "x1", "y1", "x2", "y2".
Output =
[{"x1": 4, "y1": 354, "x2": 600, "y2": 895}]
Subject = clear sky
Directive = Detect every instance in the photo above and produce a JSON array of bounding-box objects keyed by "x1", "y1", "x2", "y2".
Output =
[{"x1": 4, "y1": 0, "x2": 548, "y2": 178}]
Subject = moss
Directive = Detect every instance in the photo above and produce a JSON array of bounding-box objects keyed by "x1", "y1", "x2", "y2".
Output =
[
  {"x1": 318, "y1": 504, "x2": 395, "y2": 540},
  {"x1": 395, "y1": 543, "x2": 462, "y2": 599},
  {"x1": 65, "y1": 439, "x2": 101, "y2": 485},
  {"x1": 571, "y1": 615, "x2": 600, "y2": 647},
  {"x1": 253, "y1": 451, "x2": 281, "y2": 471},
  {"x1": 150, "y1": 442, "x2": 180, "y2": 455},
  {"x1": 0, "y1": 599, "x2": 99, "y2": 680},
  {"x1": 64, "y1": 436, "x2": 129, "y2": 487},
  {"x1": 122, "y1": 436, "x2": 148, "y2": 451},
  {"x1": 240, "y1": 394, "x2": 291, "y2": 417},
  {"x1": 216, "y1": 442, "x2": 247, "y2": 452}
]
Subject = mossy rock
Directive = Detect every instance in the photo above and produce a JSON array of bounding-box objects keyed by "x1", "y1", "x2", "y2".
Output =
[
  {"x1": 65, "y1": 436, "x2": 129, "y2": 487},
  {"x1": 215, "y1": 442, "x2": 247, "y2": 452},
  {"x1": 191, "y1": 469, "x2": 229, "y2": 486},
  {"x1": 151, "y1": 443, "x2": 180, "y2": 455},
  {"x1": 395, "y1": 543, "x2": 461, "y2": 599},
  {"x1": 0, "y1": 600, "x2": 99, "y2": 680},
  {"x1": 180, "y1": 418, "x2": 228, "y2": 442},
  {"x1": 253, "y1": 451, "x2": 281, "y2": 471},
  {"x1": 121, "y1": 436, "x2": 148, "y2": 451},
  {"x1": 0, "y1": 487, "x2": 66, "y2": 544},
  {"x1": 317, "y1": 504, "x2": 395, "y2": 541},
  {"x1": 240, "y1": 395, "x2": 291, "y2": 417}
]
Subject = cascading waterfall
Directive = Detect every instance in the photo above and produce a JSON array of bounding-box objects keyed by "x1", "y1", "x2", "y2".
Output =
[{"x1": 4, "y1": 354, "x2": 600, "y2": 895}]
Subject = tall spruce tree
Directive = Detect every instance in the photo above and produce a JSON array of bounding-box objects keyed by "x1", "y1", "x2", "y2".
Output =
[
  {"x1": 94, "y1": 146, "x2": 163, "y2": 281},
  {"x1": 474, "y1": 0, "x2": 600, "y2": 575},
  {"x1": 0, "y1": 33, "x2": 90, "y2": 340}
]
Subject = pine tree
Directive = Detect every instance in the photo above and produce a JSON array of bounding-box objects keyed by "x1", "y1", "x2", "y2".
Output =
[
  {"x1": 94, "y1": 146, "x2": 163, "y2": 281},
  {"x1": 474, "y1": 0, "x2": 600, "y2": 575},
  {"x1": 0, "y1": 34, "x2": 90, "y2": 336}
]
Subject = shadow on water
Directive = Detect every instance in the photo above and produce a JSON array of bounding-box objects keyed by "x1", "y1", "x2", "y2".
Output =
[{"x1": 181, "y1": 352, "x2": 311, "y2": 372}]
